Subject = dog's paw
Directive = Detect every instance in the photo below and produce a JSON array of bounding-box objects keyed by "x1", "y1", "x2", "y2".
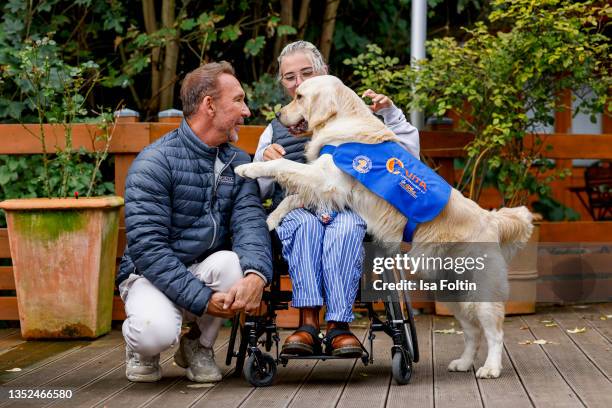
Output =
[
  {"x1": 475, "y1": 365, "x2": 501, "y2": 379},
  {"x1": 266, "y1": 214, "x2": 281, "y2": 231},
  {"x1": 235, "y1": 163, "x2": 259, "y2": 179},
  {"x1": 266, "y1": 208, "x2": 287, "y2": 230},
  {"x1": 448, "y1": 359, "x2": 473, "y2": 372}
]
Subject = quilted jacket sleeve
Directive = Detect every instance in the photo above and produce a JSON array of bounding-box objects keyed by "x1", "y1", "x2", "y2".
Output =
[
  {"x1": 124, "y1": 148, "x2": 212, "y2": 316},
  {"x1": 230, "y1": 152, "x2": 273, "y2": 283}
]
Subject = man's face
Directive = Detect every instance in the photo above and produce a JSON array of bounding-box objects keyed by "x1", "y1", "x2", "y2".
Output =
[{"x1": 210, "y1": 73, "x2": 251, "y2": 145}]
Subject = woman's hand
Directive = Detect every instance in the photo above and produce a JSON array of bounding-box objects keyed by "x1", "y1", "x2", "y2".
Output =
[
  {"x1": 263, "y1": 143, "x2": 285, "y2": 161},
  {"x1": 362, "y1": 89, "x2": 393, "y2": 112}
]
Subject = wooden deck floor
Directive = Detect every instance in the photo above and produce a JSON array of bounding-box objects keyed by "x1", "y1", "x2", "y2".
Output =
[{"x1": 1, "y1": 303, "x2": 611, "y2": 408}]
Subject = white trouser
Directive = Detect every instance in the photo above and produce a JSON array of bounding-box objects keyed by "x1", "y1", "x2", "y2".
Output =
[{"x1": 119, "y1": 250, "x2": 243, "y2": 357}]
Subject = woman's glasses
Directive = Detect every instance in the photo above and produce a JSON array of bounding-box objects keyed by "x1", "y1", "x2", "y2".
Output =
[{"x1": 281, "y1": 67, "x2": 315, "y2": 85}]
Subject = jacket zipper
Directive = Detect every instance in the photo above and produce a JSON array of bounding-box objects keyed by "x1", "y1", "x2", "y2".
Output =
[{"x1": 207, "y1": 150, "x2": 237, "y2": 250}]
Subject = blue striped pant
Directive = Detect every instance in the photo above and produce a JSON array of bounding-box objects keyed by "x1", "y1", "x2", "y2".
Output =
[{"x1": 276, "y1": 208, "x2": 366, "y2": 322}]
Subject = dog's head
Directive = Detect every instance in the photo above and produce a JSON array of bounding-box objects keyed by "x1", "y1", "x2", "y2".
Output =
[{"x1": 277, "y1": 75, "x2": 367, "y2": 136}]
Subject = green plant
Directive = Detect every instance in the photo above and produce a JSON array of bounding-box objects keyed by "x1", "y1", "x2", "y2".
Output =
[
  {"x1": 348, "y1": 0, "x2": 610, "y2": 217},
  {"x1": 343, "y1": 44, "x2": 412, "y2": 113},
  {"x1": 532, "y1": 196, "x2": 580, "y2": 222},
  {"x1": 243, "y1": 73, "x2": 290, "y2": 125},
  {"x1": 410, "y1": 0, "x2": 610, "y2": 208},
  {"x1": 0, "y1": 36, "x2": 116, "y2": 202}
]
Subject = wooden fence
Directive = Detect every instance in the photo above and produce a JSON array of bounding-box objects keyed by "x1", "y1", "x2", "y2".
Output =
[{"x1": 1, "y1": 110, "x2": 611, "y2": 320}]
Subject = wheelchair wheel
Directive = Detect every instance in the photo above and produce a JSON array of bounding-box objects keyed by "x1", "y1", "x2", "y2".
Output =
[
  {"x1": 385, "y1": 295, "x2": 419, "y2": 363},
  {"x1": 243, "y1": 353, "x2": 277, "y2": 387},
  {"x1": 381, "y1": 267, "x2": 419, "y2": 363},
  {"x1": 392, "y1": 350, "x2": 412, "y2": 384}
]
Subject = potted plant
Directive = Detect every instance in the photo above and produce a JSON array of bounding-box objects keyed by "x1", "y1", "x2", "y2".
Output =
[
  {"x1": 0, "y1": 37, "x2": 123, "y2": 339},
  {"x1": 346, "y1": 0, "x2": 610, "y2": 313}
]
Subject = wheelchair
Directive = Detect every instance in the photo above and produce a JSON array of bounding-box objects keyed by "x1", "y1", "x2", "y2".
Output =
[{"x1": 225, "y1": 233, "x2": 419, "y2": 387}]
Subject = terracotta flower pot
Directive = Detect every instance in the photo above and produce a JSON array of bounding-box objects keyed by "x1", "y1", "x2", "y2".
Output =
[
  {"x1": 504, "y1": 224, "x2": 539, "y2": 314},
  {"x1": 0, "y1": 197, "x2": 124, "y2": 339},
  {"x1": 435, "y1": 224, "x2": 540, "y2": 316}
]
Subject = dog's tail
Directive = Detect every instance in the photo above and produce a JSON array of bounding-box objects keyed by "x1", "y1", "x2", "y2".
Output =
[{"x1": 494, "y1": 206, "x2": 534, "y2": 244}]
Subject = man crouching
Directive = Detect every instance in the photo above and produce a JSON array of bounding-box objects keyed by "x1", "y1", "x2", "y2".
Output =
[{"x1": 116, "y1": 62, "x2": 272, "y2": 383}]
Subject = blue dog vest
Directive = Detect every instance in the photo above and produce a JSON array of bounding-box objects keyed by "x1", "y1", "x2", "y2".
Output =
[{"x1": 320, "y1": 141, "x2": 451, "y2": 241}]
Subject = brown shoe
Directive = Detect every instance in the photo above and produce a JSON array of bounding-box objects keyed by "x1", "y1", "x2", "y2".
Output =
[
  {"x1": 324, "y1": 322, "x2": 363, "y2": 358},
  {"x1": 281, "y1": 307, "x2": 322, "y2": 355}
]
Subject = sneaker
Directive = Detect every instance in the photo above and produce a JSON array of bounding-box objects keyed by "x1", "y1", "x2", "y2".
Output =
[
  {"x1": 174, "y1": 335, "x2": 222, "y2": 383},
  {"x1": 125, "y1": 346, "x2": 162, "y2": 382}
]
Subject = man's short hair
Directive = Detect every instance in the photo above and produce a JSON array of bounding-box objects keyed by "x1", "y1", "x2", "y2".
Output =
[{"x1": 180, "y1": 61, "x2": 235, "y2": 118}]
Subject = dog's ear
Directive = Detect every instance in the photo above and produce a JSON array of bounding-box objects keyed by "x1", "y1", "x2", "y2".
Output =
[{"x1": 307, "y1": 86, "x2": 338, "y2": 129}]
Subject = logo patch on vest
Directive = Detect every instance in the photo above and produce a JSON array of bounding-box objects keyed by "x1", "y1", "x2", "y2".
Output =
[
  {"x1": 386, "y1": 158, "x2": 428, "y2": 198},
  {"x1": 352, "y1": 155, "x2": 372, "y2": 173},
  {"x1": 218, "y1": 175, "x2": 234, "y2": 185}
]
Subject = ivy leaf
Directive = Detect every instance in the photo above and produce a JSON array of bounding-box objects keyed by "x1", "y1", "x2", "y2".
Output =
[
  {"x1": 220, "y1": 25, "x2": 241, "y2": 42},
  {"x1": 7, "y1": 101, "x2": 24, "y2": 119},
  {"x1": 0, "y1": 168, "x2": 12, "y2": 185},
  {"x1": 180, "y1": 18, "x2": 197, "y2": 31},
  {"x1": 244, "y1": 36, "x2": 265, "y2": 57},
  {"x1": 277, "y1": 25, "x2": 297, "y2": 36}
]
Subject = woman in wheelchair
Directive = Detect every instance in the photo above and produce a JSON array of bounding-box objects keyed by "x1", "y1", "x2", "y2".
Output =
[{"x1": 253, "y1": 41, "x2": 420, "y2": 357}]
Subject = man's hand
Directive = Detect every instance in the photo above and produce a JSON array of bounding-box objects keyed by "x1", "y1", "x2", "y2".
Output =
[
  {"x1": 206, "y1": 292, "x2": 237, "y2": 319},
  {"x1": 362, "y1": 89, "x2": 393, "y2": 112},
  {"x1": 263, "y1": 143, "x2": 285, "y2": 161},
  {"x1": 223, "y1": 274, "x2": 266, "y2": 313}
]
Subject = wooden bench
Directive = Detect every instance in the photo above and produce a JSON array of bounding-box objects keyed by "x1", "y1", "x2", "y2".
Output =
[{"x1": 2, "y1": 119, "x2": 612, "y2": 322}]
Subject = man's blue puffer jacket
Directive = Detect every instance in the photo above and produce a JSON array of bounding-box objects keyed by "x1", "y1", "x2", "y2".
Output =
[{"x1": 117, "y1": 120, "x2": 272, "y2": 316}]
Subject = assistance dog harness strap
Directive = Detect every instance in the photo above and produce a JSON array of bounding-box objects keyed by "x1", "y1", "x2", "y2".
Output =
[{"x1": 319, "y1": 141, "x2": 452, "y2": 242}]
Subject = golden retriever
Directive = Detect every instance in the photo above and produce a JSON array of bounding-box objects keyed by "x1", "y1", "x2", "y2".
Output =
[{"x1": 235, "y1": 75, "x2": 533, "y2": 379}]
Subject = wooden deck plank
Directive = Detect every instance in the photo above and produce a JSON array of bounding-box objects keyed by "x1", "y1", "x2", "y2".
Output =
[
  {"x1": 191, "y1": 329, "x2": 320, "y2": 408},
  {"x1": 549, "y1": 307, "x2": 612, "y2": 379},
  {"x1": 238, "y1": 330, "x2": 321, "y2": 408},
  {"x1": 591, "y1": 304, "x2": 612, "y2": 342},
  {"x1": 554, "y1": 304, "x2": 612, "y2": 344},
  {"x1": 189, "y1": 373, "x2": 255, "y2": 408},
  {"x1": 287, "y1": 328, "x2": 368, "y2": 408},
  {"x1": 336, "y1": 329, "x2": 392, "y2": 408},
  {"x1": 522, "y1": 314, "x2": 612, "y2": 408},
  {"x1": 2, "y1": 345, "x2": 130, "y2": 408},
  {"x1": 94, "y1": 336, "x2": 231, "y2": 408},
  {"x1": 0, "y1": 330, "x2": 123, "y2": 407},
  {"x1": 43, "y1": 345, "x2": 179, "y2": 408},
  {"x1": 0, "y1": 331, "x2": 123, "y2": 390},
  {"x1": 2, "y1": 341, "x2": 133, "y2": 408},
  {"x1": 142, "y1": 340, "x2": 236, "y2": 407},
  {"x1": 503, "y1": 317, "x2": 581, "y2": 408},
  {"x1": 0, "y1": 329, "x2": 17, "y2": 340},
  {"x1": 386, "y1": 314, "x2": 434, "y2": 408},
  {"x1": 1, "y1": 306, "x2": 611, "y2": 407},
  {"x1": 474, "y1": 319, "x2": 533, "y2": 408},
  {"x1": 0, "y1": 332, "x2": 25, "y2": 355},
  {"x1": 432, "y1": 316, "x2": 483, "y2": 408},
  {"x1": 0, "y1": 340, "x2": 86, "y2": 375}
]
